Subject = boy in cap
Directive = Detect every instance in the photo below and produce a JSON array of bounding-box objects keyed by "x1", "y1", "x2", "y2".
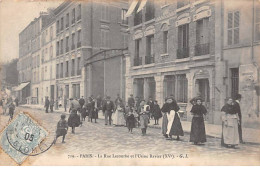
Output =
[{"x1": 54, "y1": 114, "x2": 68, "y2": 144}]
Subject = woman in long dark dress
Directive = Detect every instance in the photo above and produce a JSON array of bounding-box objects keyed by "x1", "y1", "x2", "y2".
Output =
[
  {"x1": 190, "y1": 98, "x2": 207, "y2": 145},
  {"x1": 152, "y1": 100, "x2": 162, "y2": 125},
  {"x1": 161, "y1": 96, "x2": 184, "y2": 140}
]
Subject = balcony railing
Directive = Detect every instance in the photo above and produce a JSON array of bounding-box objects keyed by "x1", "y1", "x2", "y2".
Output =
[
  {"x1": 145, "y1": 55, "x2": 155, "y2": 64},
  {"x1": 77, "y1": 41, "x2": 81, "y2": 48},
  {"x1": 194, "y1": 43, "x2": 210, "y2": 56},
  {"x1": 77, "y1": 69, "x2": 81, "y2": 75},
  {"x1": 177, "y1": 47, "x2": 189, "y2": 59},
  {"x1": 65, "y1": 72, "x2": 69, "y2": 77},
  {"x1": 77, "y1": 15, "x2": 81, "y2": 21},
  {"x1": 134, "y1": 57, "x2": 142, "y2": 66},
  {"x1": 66, "y1": 47, "x2": 69, "y2": 53},
  {"x1": 134, "y1": 12, "x2": 142, "y2": 26},
  {"x1": 71, "y1": 44, "x2": 75, "y2": 50}
]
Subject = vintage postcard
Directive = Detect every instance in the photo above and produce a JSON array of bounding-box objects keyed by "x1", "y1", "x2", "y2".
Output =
[{"x1": 0, "y1": 0, "x2": 260, "y2": 166}]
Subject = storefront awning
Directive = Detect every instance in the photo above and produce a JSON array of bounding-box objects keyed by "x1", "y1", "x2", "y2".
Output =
[
  {"x1": 125, "y1": 0, "x2": 139, "y2": 17},
  {"x1": 136, "y1": 0, "x2": 147, "y2": 13},
  {"x1": 14, "y1": 82, "x2": 30, "y2": 91}
]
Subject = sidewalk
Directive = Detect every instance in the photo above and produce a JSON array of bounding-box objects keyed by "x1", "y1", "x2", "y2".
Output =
[{"x1": 20, "y1": 104, "x2": 260, "y2": 144}]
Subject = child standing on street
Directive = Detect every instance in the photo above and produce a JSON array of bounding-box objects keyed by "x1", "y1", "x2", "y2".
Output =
[
  {"x1": 127, "y1": 110, "x2": 136, "y2": 134},
  {"x1": 54, "y1": 114, "x2": 68, "y2": 144},
  {"x1": 139, "y1": 100, "x2": 150, "y2": 136}
]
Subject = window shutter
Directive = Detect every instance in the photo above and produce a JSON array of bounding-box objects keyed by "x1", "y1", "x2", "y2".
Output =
[
  {"x1": 228, "y1": 30, "x2": 233, "y2": 45},
  {"x1": 234, "y1": 28, "x2": 239, "y2": 44}
]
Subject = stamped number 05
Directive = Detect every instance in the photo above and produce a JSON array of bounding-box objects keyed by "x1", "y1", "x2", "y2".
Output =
[{"x1": 25, "y1": 133, "x2": 34, "y2": 141}]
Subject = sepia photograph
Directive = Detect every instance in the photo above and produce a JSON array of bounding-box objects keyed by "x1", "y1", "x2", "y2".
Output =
[{"x1": 0, "y1": 0, "x2": 259, "y2": 166}]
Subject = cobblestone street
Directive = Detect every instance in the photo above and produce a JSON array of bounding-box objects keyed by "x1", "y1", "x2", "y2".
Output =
[{"x1": 0, "y1": 108, "x2": 260, "y2": 165}]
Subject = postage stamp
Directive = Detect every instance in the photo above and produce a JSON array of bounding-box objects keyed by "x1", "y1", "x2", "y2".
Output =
[{"x1": 0, "y1": 112, "x2": 48, "y2": 164}]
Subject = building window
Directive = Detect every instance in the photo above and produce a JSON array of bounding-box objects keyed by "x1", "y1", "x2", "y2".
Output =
[
  {"x1": 72, "y1": 33, "x2": 75, "y2": 50},
  {"x1": 101, "y1": 30, "x2": 110, "y2": 48},
  {"x1": 56, "y1": 41, "x2": 60, "y2": 56},
  {"x1": 121, "y1": 9, "x2": 128, "y2": 24},
  {"x1": 66, "y1": 61, "x2": 69, "y2": 77},
  {"x1": 60, "y1": 39, "x2": 63, "y2": 54},
  {"x1": 56, "y1": 64, "x2": 59, "y2": 79},
  {"x1": 60, "y1": 63, "x2": 63, "y2": 78},
  {"x1": 50, "y1": 46, "x2": 53, "y2": 58},
  {"x1": 195, "y1": 18, "x2": 210, "y2": 56},
  {"x1": 71, "y1": 59, "x2": 75, "y2": 76},
  {"x1": 61, "y1": 17, "x2": 64, "y2": 31},
  {"x1": 42, "y1": 50, "x2": 44, "y2": 63},
  {"x1": 255, "y1": 5, "x2": 260, "y2": 41},
  {"x1": 77, "y1": 57, "x2": 81, "y2": 75},
  {"x1": 227, "y1": 11, "x2": 240, "y2": 45},
  {"x1": 134, "y1": 39, "x2": 142, "y2": 66},
  {"x1": 177, "y1": 0, "x2": 189, "y2": 9},
  {"x1": 50, "y1": 26, "x2": 53, "y2": 40},
  {"x1": 77, "y1": 4, "x2": 81, "y2": 21},
  {"x1": 66, "y1": 13, "x2": 69, "y2": 28},
  {"x1": 134, "y1": 11, "x2": 142, "y2": 26},
  {"x1": 50, "y1": 65, "x2": 52, "y2": 79},
  {"x1": 56, "y1": 20, "x2": 59, "y2": 34},
  {"x1": 72, "y1": 8, "x2": 76, "y2": 24},
  {"x1": 231, "y1": 68, "x2": 239, "y2": 99},
  {"x1": 66, "y1": 36, "x2": 69, "y2": 52},
  {"x1": 145, "y1": 0, "x2": 155, "y2": 22},
  {"x1": 145, "y1": 35, "x2": 154, "y2": 64},
  {"x1": 177, "y1": 24, "x2": 189, "y2": 58},
  {"x1": 163, "y1": 31, "x2": 168, "y2": 54},
  {"x1": 101, "y1": 4, "x2": 109, "y2": 21},
  {"x1": 77, "y1": 30, "x2": 81, "y2": 48},
  {"x1": 176, "y1": 74, "x2": 188, "y2": 103}
]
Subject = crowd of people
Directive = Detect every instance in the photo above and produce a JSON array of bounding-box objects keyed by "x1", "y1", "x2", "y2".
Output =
[{"x1": 54, "y1": 93, "x2": 245, "y2": 149}]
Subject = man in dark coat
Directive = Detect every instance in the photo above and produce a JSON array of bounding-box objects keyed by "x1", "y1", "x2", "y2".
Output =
[
  {"x1": 102, "y1": 96, "x2": 114, "y2": 125},
  {"x1": 50, "y1": 98, "x2": 54, "y2": 112},
  {"x1": 79, "y1": 96, "x2": 85, "y2": 109},
  {"x1": 45, "y1": 97, "x2": 50, "y2": 113},
  {"x1": 233, "y1": 94, "x2": 244, "y2": 144},
  {"x1": 128, "y1": 94, "x2": 135, "y2": 109}
]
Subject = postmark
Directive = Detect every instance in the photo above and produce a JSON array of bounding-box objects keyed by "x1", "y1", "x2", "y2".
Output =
[{"x1": 0, "y1": 112, "x2": 52, "y2": 164}]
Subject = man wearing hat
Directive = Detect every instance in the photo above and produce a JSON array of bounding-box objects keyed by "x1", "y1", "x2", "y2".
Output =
[{"x1": 102, "y1": 96, "x2": 115, "y2": 125}]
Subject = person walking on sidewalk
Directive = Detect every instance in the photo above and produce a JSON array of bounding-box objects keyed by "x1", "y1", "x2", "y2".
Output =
[
  {"x1": 8, "y1": 102, "x2": 15, "y2": 121},
  {"x1": 146, "y1": 97, "x2": 154, "y2": 120},
  {"x1": 50, "y1": 98, "x2": 54, "y2": 113},
  {"x1": 68, "y1": 98, "x2": 81, "y2": 134},
  {"x1": 64, "y1": 97, "x2": 67, "y2": 112},
  {"x1": 161, "y1": 96, "x2": 184, "y2": 141},
  {"x1": 190, "y1": 98, "x2": 207, "y2": 145},
  {"x1": 221, "y1": 98, "x2": 239, "y2": 148},
  {"x1": 79, "y1": 96, "x2": 85, "y2": 109},
  {"x1": 139, "y1": 100, "x2": 150, "y2": 136},
  {"x1": 233, "y1": 94, "x2": 244, "y2": 144},
  {"x1": 102, "y1": 96, "x2": 114, "y2": 125},
  {"x1": 45, "y1": 97, "x2": 50, "y2": 113},
  {"x1": 151, "y1": 100, "x2": 162, "y2": 125},
  {"x1": 54, "y1": 114, "x2": 68, "y2": 144}
]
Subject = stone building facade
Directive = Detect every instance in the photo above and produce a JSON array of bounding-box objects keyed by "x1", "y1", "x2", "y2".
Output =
[{"x1": 125, "y1": 0, "x2": 259, "y2": 128}]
